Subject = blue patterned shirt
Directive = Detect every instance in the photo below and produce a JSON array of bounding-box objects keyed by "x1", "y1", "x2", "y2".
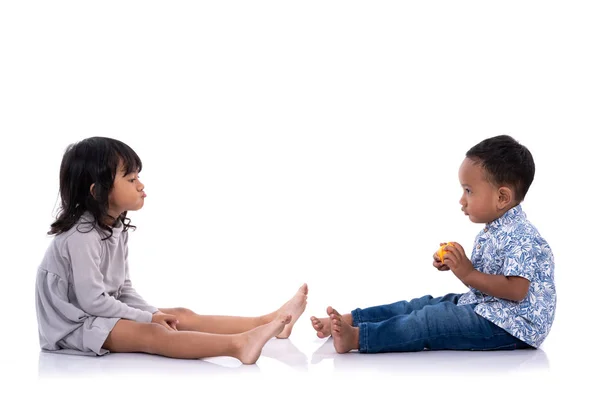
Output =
[{"x1": 458, "y1": 205, "x2": 556, "y2": 348}]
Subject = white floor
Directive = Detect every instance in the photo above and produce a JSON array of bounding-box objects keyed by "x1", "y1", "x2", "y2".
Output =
[
  {"x1": 36, "y1": 335, "x2": 550, "y2": 379},
  {"x1": 7, "y1": 320, "x2": 583, "y2": 399},
  {"x1": 3, "y1": 2, "x2": 600, "y2": 398}
]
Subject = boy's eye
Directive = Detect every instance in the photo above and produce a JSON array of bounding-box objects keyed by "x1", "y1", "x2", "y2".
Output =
[
  {"x1": 129, "y1": 178, "x2": 137, "y2": 183},
  {"x1": 465, "y1": 188, "x2": 471, "y2": 194}
]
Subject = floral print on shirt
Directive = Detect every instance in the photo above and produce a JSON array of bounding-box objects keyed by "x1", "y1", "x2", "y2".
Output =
[{"x1": 458, "y1": 205, "x2": 556, "y2": 348}]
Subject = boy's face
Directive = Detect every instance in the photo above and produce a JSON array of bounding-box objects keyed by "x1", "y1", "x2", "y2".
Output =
[{"x1": 458, "y1": 157, "x2": 503, "y2": 224}]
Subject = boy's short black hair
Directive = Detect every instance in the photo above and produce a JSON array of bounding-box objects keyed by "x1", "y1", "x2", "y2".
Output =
[{"x1": 466, "y1": 135, "x2": 535, "y2": 203}]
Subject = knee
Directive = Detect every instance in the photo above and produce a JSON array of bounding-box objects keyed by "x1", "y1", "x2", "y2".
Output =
[
  {"x1": 141, "y1": 323, "x2": 171, "y2": 353},
  {"x1": 170, "y1": 307, "x2": 195, "y2": 319}
]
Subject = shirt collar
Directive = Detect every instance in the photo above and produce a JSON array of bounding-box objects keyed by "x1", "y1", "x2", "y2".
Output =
[
  {"x1": 486, "y1": 204, "x2": 526, "y2": 231},
  {"x1": 80, "y1": 211, "x2": 124, "y2": 238}
]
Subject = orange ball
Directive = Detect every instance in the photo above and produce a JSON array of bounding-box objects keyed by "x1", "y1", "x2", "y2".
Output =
[{"x1": 437, "y1": 242, "x2": 455, "y2": 262}]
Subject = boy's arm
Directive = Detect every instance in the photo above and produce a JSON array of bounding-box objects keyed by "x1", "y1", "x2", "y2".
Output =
[
  {"x1": 441, "y1": 242, "x2": 531, "y2": 302},
  {"x1": 462, "y1": 272, "x2": 530, "y2": 302}
]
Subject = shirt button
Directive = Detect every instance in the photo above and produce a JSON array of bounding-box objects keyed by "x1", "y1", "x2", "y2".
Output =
[
  {"x1": 484, "y1": 228, "x2": 488, "y2": 233},
  {"x1": 477, "y1": 244, "x2": 481, "y2": 249}
]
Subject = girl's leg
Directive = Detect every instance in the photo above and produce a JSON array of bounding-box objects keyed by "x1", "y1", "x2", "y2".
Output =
[
  {"x1": 160, "y1": 283, "x2": 308, "y2": 338},
  {"x1": 311, "y1": 293, "x2": 461, "y2": 338},
  {"x1": 102, "y1": 314, "x2": 292, "y2": 364},
  {"x1": 330, "y1": 303, "x2": 532, "y2": 353}
]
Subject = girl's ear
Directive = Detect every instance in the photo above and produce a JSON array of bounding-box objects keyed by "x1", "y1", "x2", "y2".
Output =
[
  {"x1": 90, "y1": 183, "x2": 96, "y2": 199},
  {"x1": 497, "y1": 186, "x2": 513, "y2": 209}
]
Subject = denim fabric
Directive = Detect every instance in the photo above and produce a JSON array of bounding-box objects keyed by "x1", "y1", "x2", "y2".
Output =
[{"x1": 351, "y1": 293, "x2": 532, "y2": 353}]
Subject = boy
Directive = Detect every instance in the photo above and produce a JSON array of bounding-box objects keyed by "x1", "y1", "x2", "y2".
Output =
[{"x1": 311, "y1": 135, "x2": 556, "y2": 353}]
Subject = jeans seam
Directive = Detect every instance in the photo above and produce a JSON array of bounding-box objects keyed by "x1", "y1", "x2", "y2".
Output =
[
  {"x1": 383, "y1": 331, "x2": 515, "y2": 348},
  {"x1": 352, "y1": 312, "x2": 402, "y2": 325},
  {"x1": 360, "y1": 322, "x2": 369, "y2": 353}
]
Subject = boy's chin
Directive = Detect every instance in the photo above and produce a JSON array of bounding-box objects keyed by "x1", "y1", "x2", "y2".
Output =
[{"x1": 468, "y1": 215, "x2": 484, "y2": 224}]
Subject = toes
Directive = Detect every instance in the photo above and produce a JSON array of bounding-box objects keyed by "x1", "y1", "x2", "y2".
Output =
[
  {"x1": 327, "y1": 306, "x2": 341, "y2": 317},
  {"x1": 300, "y1": 283, "x2": 308, "y2": 294}
]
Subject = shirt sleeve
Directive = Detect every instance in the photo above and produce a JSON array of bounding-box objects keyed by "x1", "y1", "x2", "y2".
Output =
[
  {"x1": 118, "y1": 232, "x2": 158, "y2": 314},
  {"x1": 501, "y1": 233, "x2": 535, "y2": 282},
  {"x1": 65, "y1": 231, "x2": 153, "y2": 323}
]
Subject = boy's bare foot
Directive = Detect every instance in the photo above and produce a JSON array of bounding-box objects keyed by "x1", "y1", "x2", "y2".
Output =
[
  {"x1": 311, "y1": 311, "x2": 352, "y2": 338},
  {"x1": 329, "y1": 306, "x2": 359, "y2": 354},
  {"x1": 275, "y1": 283, "x2": 308, "y2": 339},
  {"x1": 237, "y1": 314, "x2": 292, "y2": 364},
  {"x1": 310, "y1": 316, "x2": 331, "y2": 338}
]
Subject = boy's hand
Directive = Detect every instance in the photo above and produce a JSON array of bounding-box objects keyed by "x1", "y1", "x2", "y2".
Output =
[
  {"x1": 152, "y1": 311, "x2": 179, "y2": 331},
  {"x1": 442, "y1": 242, "x2": 475, "y2": 282},
  {"x1": 432, "y1": 242, "x2": 450, "y2": 271}
]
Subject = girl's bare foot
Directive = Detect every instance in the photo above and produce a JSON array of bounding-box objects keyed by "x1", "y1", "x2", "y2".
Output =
[
  {"x1": 329, "y1": 306, "x2": 359, "y2": 354},
  {"x1": 236, "y1": 314, "x2": 292, "y2": 364},
  {"x1": 275, "y1": 283, "x2": 308, "y2": 339},
  {"x1": 310, "y1": 316, "x2": 331, "y2": 338}
]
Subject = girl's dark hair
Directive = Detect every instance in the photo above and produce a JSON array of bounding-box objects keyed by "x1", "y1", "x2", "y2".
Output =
[
  {"x1": 466, "y1": 135, "x2": 535, "y2": 203},
  {"x1": 49, "y1": 137, "x2": 142, "y2": 239}
]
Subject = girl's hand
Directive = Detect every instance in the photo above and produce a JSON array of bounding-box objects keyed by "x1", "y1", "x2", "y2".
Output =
[
  {"x1": 433, "y1": 242, "x2": 450, "y2": 271},
  {"x1": 152, "y1": 311, "x2": 179, "y2": 331}
]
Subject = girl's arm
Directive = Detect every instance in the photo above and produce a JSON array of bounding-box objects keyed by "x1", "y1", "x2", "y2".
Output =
[
  {"x1": 118, "y1": 231, "x2": 158, "y2": 313},
  {"x1": 66, "y1": 232, "x2": 153, "y2": 322},
  {"x1": 118, "y1": 266, "x2": 159, "y2": 313}
]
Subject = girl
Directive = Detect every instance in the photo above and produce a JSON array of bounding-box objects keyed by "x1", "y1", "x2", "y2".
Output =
[{"x1": 35, "y1": 137, "x2": 307, "y2": 364}]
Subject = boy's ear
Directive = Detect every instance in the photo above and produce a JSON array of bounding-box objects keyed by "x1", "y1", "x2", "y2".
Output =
[{"x1": 497, "y1": 186, "x2": 513, "y2": 209}]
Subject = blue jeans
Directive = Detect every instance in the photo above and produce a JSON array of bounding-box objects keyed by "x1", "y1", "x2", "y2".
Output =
[{"x1": 350, "y1": 293, "x2": 533, "y2": 353}]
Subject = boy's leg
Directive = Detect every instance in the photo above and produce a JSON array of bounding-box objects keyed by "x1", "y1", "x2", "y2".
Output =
[
  {"x1": 331, "y1": 302, "x2": 531, "y2": 353},
  {"x1": 311, "y1": 293, "x2": 461, "y2": 338},
  {"x1": 160, "y1": 283, "x2": 308, "y2": 338},
  {"x1": 103, "y1": 314, "x2": 292, "y2": 364},
  {"x1": 351, "y1": 293, "x2": 462, "y2": 325}
]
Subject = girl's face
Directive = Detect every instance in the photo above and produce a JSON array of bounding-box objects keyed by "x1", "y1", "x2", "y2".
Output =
[
  {"x1": 108, "y1": 161, "x2": 146, "y2": 218},
  {"x1": 458, "y1": 157, "x2": 505, "y2": 224}
]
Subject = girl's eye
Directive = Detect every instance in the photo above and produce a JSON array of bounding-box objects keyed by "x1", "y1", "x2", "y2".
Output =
[
  {"x1": 129, "y1": 178, "x2": 137, "y2": 183},
  {"x1": 465, "y1": 188, "x2": 471, "y2": 194}
]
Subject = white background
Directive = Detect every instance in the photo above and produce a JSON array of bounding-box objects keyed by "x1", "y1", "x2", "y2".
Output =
[{"x1": 1, "y1": 1, "x2": 599, "y2": 398}]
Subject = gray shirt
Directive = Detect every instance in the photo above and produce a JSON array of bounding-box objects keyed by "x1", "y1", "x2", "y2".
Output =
[{"x1": 35, "y1": 214, "x2": 157, "y2": 353}]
